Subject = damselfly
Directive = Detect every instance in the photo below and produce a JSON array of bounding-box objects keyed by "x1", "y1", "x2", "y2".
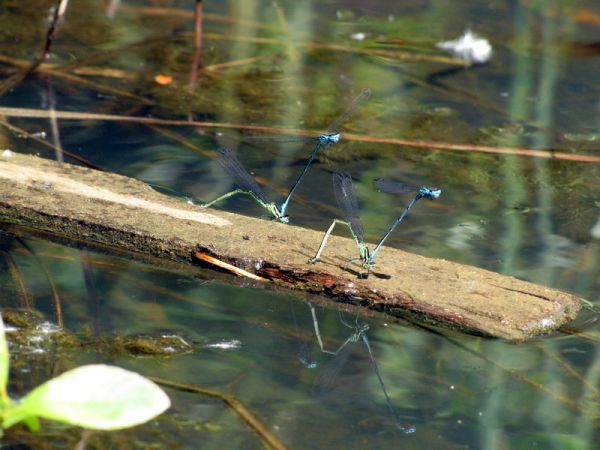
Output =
[
  {"x1": 202, "y1": 89, "x2": 371, "y2": 222},
  {"x1": 310, "y1": 307, "x2": 416, "y2": 434},
  {"x1": 308, "y1": 172, "x2": 440, "y2": 270}
]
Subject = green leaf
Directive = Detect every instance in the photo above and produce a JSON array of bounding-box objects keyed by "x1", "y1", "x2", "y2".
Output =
[
  {"x1": 18, "y1": 364, "x2": 170, "y2": 430},
  {"x1": 22, "y1": 415, "x2": 39, "y2": 432},
  {"x1": 0, "y1": 314, "x2": 9, "y2": 405}
]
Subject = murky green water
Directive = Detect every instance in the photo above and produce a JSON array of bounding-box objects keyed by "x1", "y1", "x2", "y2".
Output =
[{"x1": 1, "y1": 0, "x2": 600, "y2": 448}]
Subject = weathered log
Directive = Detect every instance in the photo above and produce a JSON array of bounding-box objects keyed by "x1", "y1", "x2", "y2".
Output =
[{"x1": 0, "y1": 152, "x2": 581, "y2": 340}]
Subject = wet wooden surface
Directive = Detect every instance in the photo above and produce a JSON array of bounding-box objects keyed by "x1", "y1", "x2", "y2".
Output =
[{"x1": 0, "y1": 152, "x2": 582, "y2": 340}]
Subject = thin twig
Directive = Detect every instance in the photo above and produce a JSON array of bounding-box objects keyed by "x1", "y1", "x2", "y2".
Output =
[
  {"x1": 41, "y1": 0, "x2": 70, "y2": 61},
  {"x1": 40, "y1": 68, "x2": 153, "y2": 104},
  {"x1": 50, "y1": 34, "x2": 181, "y2": 73},
  {"x1": 204, "y1": 56, "x2": 262, "y2": 72},
  {"x1": 74, "y1": 429, "x2": 93, "y2": 450},
  {"x1": 67, "y1": 66, "x2": 134, "y2": 79},
  {"x1": 16, "y1": 237, "x2": 63, "y2": 327},
  {"x1": 0, "y1": 0, "x2": 69, "y2": 98},
  {"x1": 188, "y1": 0, "x2": 204, "y2": 89},
  {"x1": 540, "y1": 346, "x2": 600, "y2": 398},
  {"x1": 559, "y1": 326, "x2": 600, "y2": 343},
  {"x1": 126, "y1": 6, "x2": 278, "y2": 32},
  {"x1": 414, "y1": 324, "x2": 587, "y2": 413},
  {"x1": 80, "y1": 250, "x2": 102, "y2": 341},
  {"x1": 148, "y1": 125, "x2": 212, "y2": 157},
  {"x1": 197, "y1": 31, "x2": 461, "y2": 65},
  {"x1": 45, "y1": 82, "x2": 64, "y2": 165},
  {"x1": 104, "y1": 0, "x2": 120, "y2": 18},
  {"x1": 194, "y1": 250, "x2": 266, "y2": 281},
  {"x1": 2, "y1": 107, "x2": 598, "y2": 163},
  {"x1": 272, "y1": 1, "x2": 289, "y2": 32},
  {"x1": 0, "y1": 54, "x2": 152, "y2": 104},
  {"x1": 3, "y1": 251, "x2": 32, "y2": 309},
  {"x1": 149, "y1": 377, "x2": 290, "y2": 450},
  {"x1": 0, "y1": 64, "x2": 39, "y2": 98},
  {"x1": 342, "y1": 132, "x2": 600, "y2": 163},
  {"x1": 0, "y1": 117, "x2": 102, "y2": 170}
]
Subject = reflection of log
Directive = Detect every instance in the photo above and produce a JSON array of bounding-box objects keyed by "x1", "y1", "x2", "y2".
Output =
[{"x1": 0, "y1": 152, "x2": 581, "y2": 340}]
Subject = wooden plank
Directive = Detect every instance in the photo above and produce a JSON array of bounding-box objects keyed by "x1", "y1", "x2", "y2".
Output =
[{"x1": 0, "y1": 152, "x2": 581, "y2": 340}]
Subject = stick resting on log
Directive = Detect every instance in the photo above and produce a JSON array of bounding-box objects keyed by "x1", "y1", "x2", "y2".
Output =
[{"x1": 0, "y1": 152, "x2": 581, "y2": 340}]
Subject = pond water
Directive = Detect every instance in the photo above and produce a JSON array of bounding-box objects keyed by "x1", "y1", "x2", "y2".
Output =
[{"x1": 1, "y1": 0, "x2": 600, "y2": 448}]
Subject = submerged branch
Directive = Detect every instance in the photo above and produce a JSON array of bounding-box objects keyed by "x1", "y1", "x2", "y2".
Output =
[
  {"x1": 416, "y1": 324, "x2": 589, "y2": 414},
  {"x1": 188, "y1": 0, "x2": 204, "y2": 88},
  {"x1": 16, "y1": 237, "x2": 63, "y2": 327},
  {"x1": 150, "y1": 377, "x2": 290, "y2": 450},
  {"x1": 3, "y1": 250, "x2": 32, "y2": 310}
]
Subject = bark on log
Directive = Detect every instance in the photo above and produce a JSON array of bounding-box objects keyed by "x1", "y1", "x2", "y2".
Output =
[{"x1": 0, "y1": 152, "x2": 581, "y2": 340}]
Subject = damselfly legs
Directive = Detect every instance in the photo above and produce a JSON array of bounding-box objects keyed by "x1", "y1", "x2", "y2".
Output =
[
  {"x1": 200, "y1": 147, "x2": 288, "y2": 221},
  {"x1": 309, "y1": 172, "x2": 441, "y2": 270},
  {"x1": 200, "y1": 89, "x2": 370, "y2": 223},
  {"x1": 305, "y1": 302, "x2": 416, "y2": 434},
  {"x1": 308, "y1": 172, "x2": 369, "y2": 264}
]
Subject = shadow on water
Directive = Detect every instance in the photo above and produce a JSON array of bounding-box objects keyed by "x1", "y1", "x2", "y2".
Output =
[{"x1": 1, "y1": 0, "x2": 600, "y2": 448}]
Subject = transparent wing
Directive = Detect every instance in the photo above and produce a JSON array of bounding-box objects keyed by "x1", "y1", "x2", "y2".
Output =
[
  {"x1": 325, "y1": 88, "x2": 371, "y2": 134},
  {"x1": 332, "y1": 172, "x2": 365, "y2": 242},
  {"x1": 373, "y1": 178, "x2": 419, "y2": 195},
  {"x1": 242, "y1": 87, "x2": 370, "y2": 142},
  {"x1": 214, "y1": 147, "x2": 268, "y2": 203},
  {"x1": 244, "y1": 134, "x2": 317, "y2": 144},
  {"x1": 312, "y1": 342, "x2": 355, "y2": 395},
  {"x1": 375, "y1": 178, "x2": 441, "y2": 199}
]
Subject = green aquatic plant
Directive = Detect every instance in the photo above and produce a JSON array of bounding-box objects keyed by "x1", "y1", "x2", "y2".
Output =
[{"x1": 0, "y1": 314, "x2": 170, "y2": 434}]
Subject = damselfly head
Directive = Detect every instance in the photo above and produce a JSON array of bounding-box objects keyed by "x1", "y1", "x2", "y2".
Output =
[
  {"x1": 320, "y1": 132, "x2": 340, "y2": 145},
  {"x1": 420, "y1": 187, "x2": 441, "y2": 199}
]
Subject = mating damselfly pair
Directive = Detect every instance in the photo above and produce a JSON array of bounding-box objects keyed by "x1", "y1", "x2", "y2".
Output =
[
  {"x1": 308, "y1": 173, "x2": 440, "y2": 271},
  {"x1": 201, "y1": 88, "x2": 372, "y2": 223},
  {"x1": 200, "y1": 88, "x2": 441, "y2": 271}
]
